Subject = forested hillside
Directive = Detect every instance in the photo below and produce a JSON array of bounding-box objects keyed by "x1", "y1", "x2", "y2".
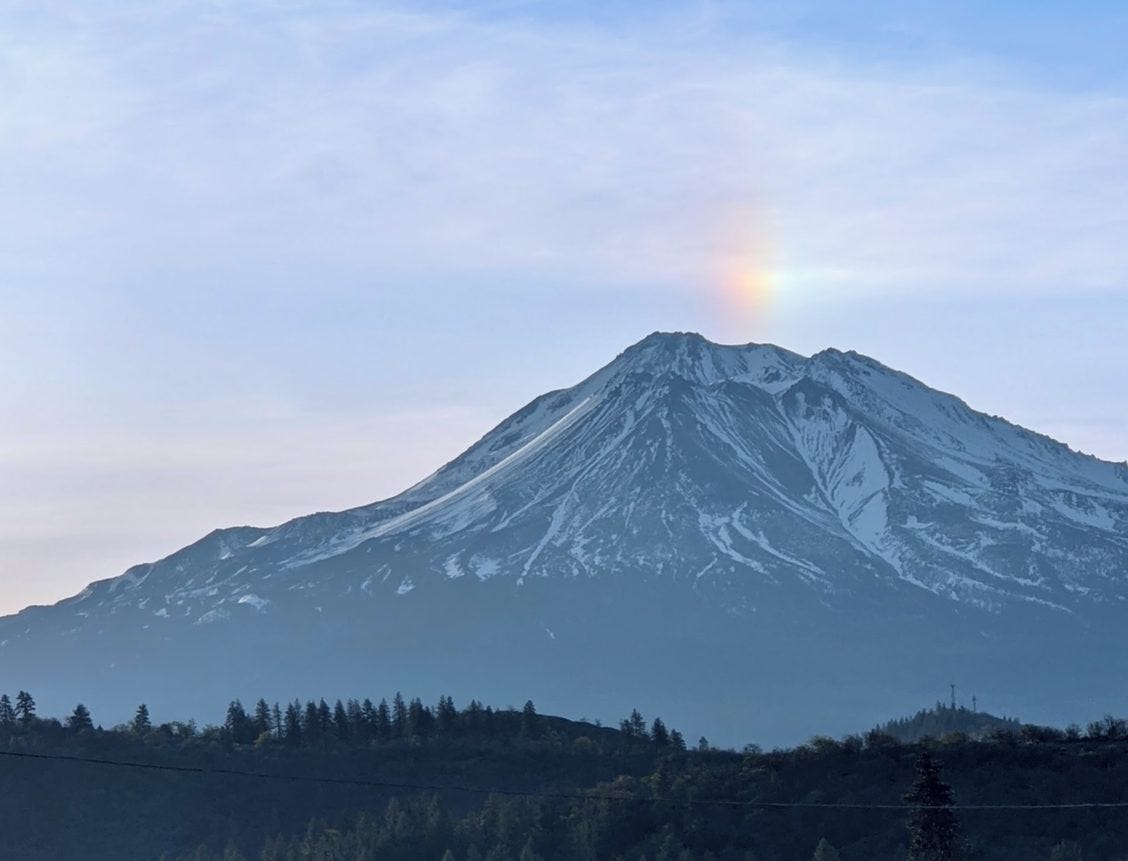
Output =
[
  {"x1": 227, "y1": 728, "x2": 1128, "y2": 861},
  {"x1": 0, "y1": 691, "x2": 1126, "y2": 860},
  {"x1": 0, "y1": 690, "x2": 677, "y2": 859},
  {"x1": 877, "y1": 703, "x2": 1023, "y2": 743}
]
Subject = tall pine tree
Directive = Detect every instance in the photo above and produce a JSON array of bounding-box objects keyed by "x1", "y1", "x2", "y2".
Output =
[
  {"x1": 392, "y1": 693, "x2": 407, "y2": 737},
  {"x1": 905, "y1": 751, "x2": 964, "y2": 860},
  {"x1": 376, "y1": 698, "x2": 392, "y2": 740},
  {"x1": 132, "y1": 703, "x2": 151, "y2": 734},
  {"x1": 253, "y1": 699, "x2": 272, "y2": 739},
  {"x1": 14, "y1": 690, "x2": 35, "y2": 725},
  {"x1": 67, "y1": 703, "x2": 94, "y2": 732}
]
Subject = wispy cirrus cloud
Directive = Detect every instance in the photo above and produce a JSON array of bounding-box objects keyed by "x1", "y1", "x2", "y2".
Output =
[{"x1": 3, "y1": 2, "x2": 1126, "y2": 299}]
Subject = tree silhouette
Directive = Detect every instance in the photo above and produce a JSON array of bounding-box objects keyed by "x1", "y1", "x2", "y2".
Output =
[
  {"x1": 905, "y1": 751, "x2": 963, "y2": 860},
  {"x1": 14, "y1": 690, "x2": 35, "y2": 725},
  {"x1": 67, "y1": 703, "x2": 94, "y2": 732},
  {"x1": 253, "y1": 699, "x2": 272, "y2": 738},
  {"x1": 332, "y1": 700, "x2": 349, "y2": 740},
  {"x1": 407, "y1": 697, "x2": 430, "y2": 738},
  {"x1": 316, "y1": 699, "x2": 332, "y2": 735},
  {"x1": 303, "y1": 700, "x2": 320, "y2": 741},
  {"x1": 436, "y1": 695, "x2": 457, "y2": 735},
  {"x1": 521, "y1": 700, "x2": 538, "y2": 737},
  {"x1": 375, "y1": 699, "x2": 392, "y2": 740},
  {"x1": 225, "y1": 700, "x2": 255, "y2": 744},
  {"x1": 620, "y1": 709, "x2": 647, "y2": 740},
  {"x1": 284, "y1": 701, "x2": 302, "y2": 744},
  {"x1": 132, "y1": 703, "x2": 151, "y2": 734},
  {"x1": 392, "y1": 692, "x2": 407, "y2": 737}
]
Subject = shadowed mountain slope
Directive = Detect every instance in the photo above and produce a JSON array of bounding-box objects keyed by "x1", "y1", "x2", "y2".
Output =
[{"x1": 3, "y1": 333, "x2": 1126, "y2": 745}]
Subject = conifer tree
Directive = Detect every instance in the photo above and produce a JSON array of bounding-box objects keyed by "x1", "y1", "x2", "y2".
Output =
[
  {"x1": 905, "y1": 751, "x2": 964, "y2": 860},
  {"x1": 392, "y1": 692, "x2": 407, "y2": 737},
  {"x1": 521, "y1": 700, "x2": 538, "y2": 737},
  {"x1": 253, "y1": 699, "x2": 272, "y2": 738},
  {"x1": 463, "y1": 699, "x2": 484, "y2": 735},
  {"x1": 346, "y1": 698, "x2": 363, "y2": 733},
  {"x1": 407, "y1": 697, "x2": 431, "y2": 738},
  {"x1": 316, "y1": 699, "x2": 332, "y2": 733},
  {"x1": 376, "y1": 698, "x2": 392, "y2": 740},
  {"x1": 284, "y1": 701, "x2": 303, "y2": 744},
  {"x1": 225, "y1": 700, "x2": 252, "y2": 744},
  {"x1": 68, "y1": 703, "x2": 94, "y2": 732},
  {"x1": 333, "y1": 699, "x2": 349, "y2": 740},
  {"x1": 132, "y1": 703, "x2": 151, "y2": 734},
  {"x1": 0, "y1": 694, "x2": 14, "y2": 726},
  {"x1": 360, "y1": 698, "x2": 377, "y2": 740},
  {"x1": 436, "y1": 695, "x2": 458, "y2": 735},
  {"x1": 304, "y1": 700, "x2": 320, "y2": 739},
  {"x1": 14, "y1": 690, "x2": 35, "y2": 725},
  {"x1": 651, "y1": 717, "x2": 669, "y2": 747},
  {"x1": 620, "y1": 709, "x2": 648, "y2": 739}
]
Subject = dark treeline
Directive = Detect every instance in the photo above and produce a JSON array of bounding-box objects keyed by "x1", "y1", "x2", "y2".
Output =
[
  {"x1": 1, "y1": 691, "x2": 1128, "y2": 860},
  {"x1": 878, "y1": 703, "x2": 1023, "y2": 743},
  {"x1": 0, "y1": 689, "x2": 686, "y2": 753},
  {"x1": 0, "y1": 690, "x2": 678, "y2": 860}
]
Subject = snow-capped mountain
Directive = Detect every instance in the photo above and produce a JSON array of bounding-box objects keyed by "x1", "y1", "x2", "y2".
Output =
[{"x1": 3, "y1": 332, "x2": 1127, "y2": 744}]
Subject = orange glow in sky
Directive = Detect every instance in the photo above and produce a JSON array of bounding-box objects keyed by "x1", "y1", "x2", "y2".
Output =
[{"x1": 711, "y1": 210, "x2": 777, "y2": 332}]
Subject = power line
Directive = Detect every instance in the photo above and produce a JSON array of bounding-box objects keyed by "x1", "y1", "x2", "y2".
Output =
[{"x1": 1, "y1": 748, "x2": 1127, "y2": 812}]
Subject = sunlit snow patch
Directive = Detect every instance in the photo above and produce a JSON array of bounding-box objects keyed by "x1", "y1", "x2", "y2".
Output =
[{"x1": 236, "y1": 594, "x2": 270, "y2": 611}]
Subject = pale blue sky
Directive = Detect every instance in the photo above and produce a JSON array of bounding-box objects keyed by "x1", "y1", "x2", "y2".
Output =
[{"x1": 2, "y1": 1, "x2": 1127, "y2": 613}]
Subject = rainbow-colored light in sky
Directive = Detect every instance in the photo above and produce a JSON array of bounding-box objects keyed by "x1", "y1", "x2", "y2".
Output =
[{"x1": 711, "y1": 210, "x2": 778, "y2": 329}]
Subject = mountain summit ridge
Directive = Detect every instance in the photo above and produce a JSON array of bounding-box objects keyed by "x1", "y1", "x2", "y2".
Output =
[
  {"x1": 3, "y1": 332, "x2": 1126, "y2": 743},
  {"x1": 15, "y1": 331, "x2": 1128, "y2": 619}
]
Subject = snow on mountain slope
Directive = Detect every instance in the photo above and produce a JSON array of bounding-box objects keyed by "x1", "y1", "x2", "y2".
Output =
[
  {"x1": 4, "y1": 332, "x2": 1128, "y2": 641},
  {"x1": 5, "y1": 330, "x2": 1128, "y2": 745}
]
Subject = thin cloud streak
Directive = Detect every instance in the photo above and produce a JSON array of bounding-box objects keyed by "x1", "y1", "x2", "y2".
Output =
[{"x1": 2, "y1": 3, "x2": 1126, "y2": 296}]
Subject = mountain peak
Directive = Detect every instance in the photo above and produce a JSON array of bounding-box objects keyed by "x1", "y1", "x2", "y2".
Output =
[
  {"x1": 2, "y1": 332, "x2": 1128, "y2": 744},
  {"x1": 605, "y1": 331, "x2": 802, "y2": 389},
  {"x1": 634, "y1": 330, "x2": 709, "y2": 347}
]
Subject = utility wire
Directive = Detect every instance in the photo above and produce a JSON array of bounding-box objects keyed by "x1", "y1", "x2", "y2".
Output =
[{"x1": 1, "y1": 748, "x2": 1126, "y2": 812}]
